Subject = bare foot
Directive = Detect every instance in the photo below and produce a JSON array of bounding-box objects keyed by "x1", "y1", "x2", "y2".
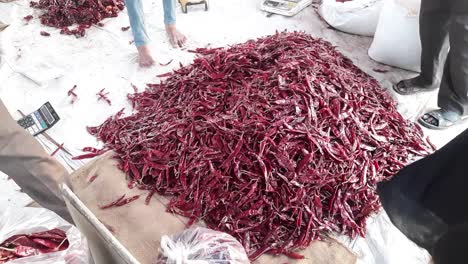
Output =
[
  {"x1": 165, "y1": 24, "x2": 187, "y2": 48},
  {"x1": 137, "y1": 45, "x2": 155, "y2": 67}
]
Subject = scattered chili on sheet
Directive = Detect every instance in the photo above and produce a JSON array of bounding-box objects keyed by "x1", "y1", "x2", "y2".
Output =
[
  {"x1": 84, "y1": 32, "x2": 434, "y2": 260},
  {"x1": 29, "y1": 0, "x2": 124, "y2": 37}
]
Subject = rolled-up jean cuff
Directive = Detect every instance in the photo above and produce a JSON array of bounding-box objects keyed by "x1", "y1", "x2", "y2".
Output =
[
  {"x1": 164, "y1": 19, "x2": 176, "y2": 26},
  {"x1": 135, "y1": 39, "x2": 150, "y2": 47}
]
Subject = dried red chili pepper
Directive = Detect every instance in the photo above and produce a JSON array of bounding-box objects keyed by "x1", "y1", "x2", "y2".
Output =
[
  {"x1": 0, "y1": 228, "x2": 68, "y2": 263},
  {"x1": 159, "y1": 59, "x2": 173, "y2": 66},
  {"x1": 23, "y1": 15, "x2": 33, "y2": 22},
  {"x1": 67, "y1": 85, "x2": 78, "y2": 104},
  {"x1": 121, "y1": 26, "x2": 130, "y2": 31},
  {"x1": 99, "y1": 194, "x2": 125, "y2": 209},
  {"x1": 373, "y1": 68, "x2": 389, "y2": 73},
  {"x1": 39, "y1": 31, "x2": 50, "y2": 37},
  {"x1": 99, "y1": 194, "x2": 140, "y2": 209},
  {"x1": 50, "y1": 143, "x2": 64, "y2": 156},
  {"x1": 30, "y1": 0, "x2": 124, "y2": 37},
  {"x1": 88, "y1": 174, "x2": 98, "y2": 183},
  {"x1": 86, "y1": 32, "x2": 434, "y2": 260},
  {"x1": 97, "y1": 88, "x2": 112, "y2": 106}
]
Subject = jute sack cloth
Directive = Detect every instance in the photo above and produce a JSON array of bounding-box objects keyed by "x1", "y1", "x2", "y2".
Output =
[{"x1": 70, "y1": 151, "x2": 357, "y2": 264}]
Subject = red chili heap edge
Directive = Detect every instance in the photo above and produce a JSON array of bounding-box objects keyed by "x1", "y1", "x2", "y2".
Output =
[
  {"x1": 29, "y1": 0, "x2": 124, "y2": 37},
  {"x1": 0, "y1": 228, "x2": 69, "y2": 263},
  {"x1": 84, "y1": 32, "x2": 434, "y2": 260}
]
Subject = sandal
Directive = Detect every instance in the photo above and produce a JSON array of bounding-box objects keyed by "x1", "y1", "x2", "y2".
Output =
[
  {"x1": 418, "y1": 109, "x2": 462, "y2": 130},
  {"x1": 393, "y1": 80, "x2": 437, "y2": 96}
]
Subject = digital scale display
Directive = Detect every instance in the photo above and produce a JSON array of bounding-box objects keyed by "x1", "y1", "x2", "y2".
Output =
[{"x1": 17, "y1": 102, "x2": 60, "y2": 136}]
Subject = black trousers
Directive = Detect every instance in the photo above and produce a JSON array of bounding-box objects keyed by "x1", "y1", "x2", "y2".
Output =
[
  {"x1": 418, "y1": 0, "x2": 468, "y2": 115},
  {"x1": 378, "y1": 128, "x2": 468, "y2": 263}
]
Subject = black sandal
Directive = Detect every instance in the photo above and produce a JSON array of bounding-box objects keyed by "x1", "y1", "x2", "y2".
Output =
[{"x1": 393, "y1": 80, "x2": 437, "y2": 96}]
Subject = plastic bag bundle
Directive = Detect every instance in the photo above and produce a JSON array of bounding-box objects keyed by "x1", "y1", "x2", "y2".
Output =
[
  {"x1": 0, "y1": 207, "x2": 88, "y2": 264},
  {"x1": 319, "y1": 0, "x2": 384, "y2": 36},
  {"x1": 157, "y1": 227, "x2": 249, "y2": 264}
]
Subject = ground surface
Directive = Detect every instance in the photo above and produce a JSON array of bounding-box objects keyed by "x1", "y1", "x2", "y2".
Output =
[{"x1": 0, "y1": 0, "x2": 466, "y2": 263}]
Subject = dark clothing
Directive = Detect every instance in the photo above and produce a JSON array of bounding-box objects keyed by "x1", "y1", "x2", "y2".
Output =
[
  {"x1": 422, "y1": 0, "x2": 468, "y2": 13},
  {"x1": 418, "y1": 0, "x2": 468, "y2": 115},
  {"x1": 438, "y1": 15, "x2": 468, "y2": 115},
  {"x1": 378, "y1": 129, "x2": 468, "y2": 263}
]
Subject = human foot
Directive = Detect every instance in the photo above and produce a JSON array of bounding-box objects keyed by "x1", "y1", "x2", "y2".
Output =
[
  {"x1": 393, "y1": 76, "x2": 437, "y2": 95},
  {"x1": 165, "y1": 24, "x2": 187, "y2": 48},
  {"x1": 137, "y1": 45, "x2": 155, "y2": 67},
  {"x1": 419, "y1": 109, "x2": 462, "y2": 130}
]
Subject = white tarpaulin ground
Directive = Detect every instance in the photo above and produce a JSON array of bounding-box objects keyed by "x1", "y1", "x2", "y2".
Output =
[{"x1": 1, "y1": 0, "x2": 467, "y2": 263}]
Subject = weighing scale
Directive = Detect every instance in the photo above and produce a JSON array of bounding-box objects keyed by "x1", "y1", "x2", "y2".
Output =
[
  {"x1": 17, "y1": 102, "x2": 59, "y2": 136},
  {"x1": 179, "y1": 0, "x2": 208, "y2": 13},
  {"x1": 260, "y1": 0, "x2": 313, "y2": 17}
]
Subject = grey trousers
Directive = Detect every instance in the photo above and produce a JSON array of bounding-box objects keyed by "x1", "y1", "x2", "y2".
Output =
[
  {"x1": 0, "y1": 99, "x2": 73, "y2": 223},
  {"x1": 418, "y1": 0, "x2": 468, "y2": 115}
]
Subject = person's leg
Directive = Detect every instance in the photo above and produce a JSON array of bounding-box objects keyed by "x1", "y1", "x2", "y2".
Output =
[
  {"x1": 163, "y1": 0, "x2": 186, "y2": 48},
  {"x1": 438, "y1": 15, "x2": 468, "y2": 116},
  {"x1": 0, "y1": 99, "x2": 73, "y2": 223},
  {"x1": 125, "y1": 0, "x2": 150, "y2": 47},
  {"x1": 418, "y1": 8, "x2": 451, "y2": 87},
  {"x1": 394, "y1": 3, "x2": 450, "y2": 95},
  {"x1": 125, "y1": 0, "x2": 154, "y2": 67},
  {"x1": 418, "y1": 14, "x2": 468, "y2": 129},
  {"x1": 163, "y1": 0, "x2": 176, "y2": 26}
]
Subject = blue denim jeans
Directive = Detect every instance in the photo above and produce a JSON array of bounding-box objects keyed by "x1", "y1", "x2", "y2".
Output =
[{"x1": 125, "y1": 0, "x2": 176, "y2": 47}]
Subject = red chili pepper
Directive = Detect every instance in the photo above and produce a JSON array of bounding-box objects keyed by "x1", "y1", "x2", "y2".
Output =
[
  {"x1": 121, "y1": 26, "x2": 130, "y2": 31},
  {"x1": 50, "y1": 143, "x2": 64, "y2": 156},
  {"x1": 23, "y1": 15, "x2": 33, "y2": 22},
  {"x1": 88, "y1": 174, "x2": 98, "y2": 183},
  {"x1": 159, "y1": 59, "x2": 173, "y2": 66},
  {"x1": 373, "y1": 68, "x2": 389, "y2": 73},
  {"x1": 40, "y1": 31, "x2": 50, "y2": 37},
  {"x1": 0, "y1": 228, "x2": 69, "y2": 262},
  {"x1": 72, "y1": 152, "x2": 101, "y2": 160},
  {"x1": 67, "y1": 85, "x2": 78, "y2": 104},
  {"x1": 99, "y1": 194, "x2": 125, "y2": 209},
  {"x1": 29, "y1": 0, "x2": 124, "y2": 37},
  {"x1": 97, "y1": 88, "x2": 112, "y2": 106},
  {"x1": 85, "y1": 32, "x2": 434, "y2": 260}
]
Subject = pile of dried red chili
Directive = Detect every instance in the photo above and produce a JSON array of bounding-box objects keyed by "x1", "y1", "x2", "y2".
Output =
[
  {"x1": 0, "y1": 228, "x2": 69, "y2": 263},
  {"x1": 84, "y1": 32, "x2": 433, "y2": 260},
  {"x1": 29, "y1": 0, "x2": 124, "y2": 37}
]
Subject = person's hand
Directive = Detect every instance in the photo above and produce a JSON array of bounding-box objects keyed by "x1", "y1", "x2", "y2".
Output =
[
  {"x1": 137, "y1": 45, "x2": 155, "y2": 67},
  {"x1": 165, "y1": 24, "x2": 187, "y2": 48}
]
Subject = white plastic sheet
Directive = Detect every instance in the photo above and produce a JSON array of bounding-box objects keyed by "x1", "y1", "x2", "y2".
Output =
[
  {"x1": 0, "y1": 207, "x2": 88, "y2": 264},
  {"x1": 319, "y1": 0, "x2": 384, "y2": 36},
  {"x1": 368, "y1": 0, "x2": 422, "y2": 71},
  {"x1": 158, "y1": 227, "x2": 250, "y2": 264}
]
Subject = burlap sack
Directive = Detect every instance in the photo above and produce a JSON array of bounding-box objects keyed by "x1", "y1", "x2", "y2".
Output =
[{"x1": 70, "y1": 152, "x2": 357, "y2": 264}]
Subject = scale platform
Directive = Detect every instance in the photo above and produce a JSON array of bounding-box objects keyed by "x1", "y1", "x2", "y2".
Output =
[{"x1": 260, "y1": 0, "x2": 312, "y2": 17}]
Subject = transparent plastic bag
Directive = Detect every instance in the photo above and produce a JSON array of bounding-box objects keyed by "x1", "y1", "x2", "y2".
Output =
[
  {"x1": 157, "y1": 227, "x2": 250, "y2": 264},
  {"x1": 0, "y1": 207, "x2": 88, "y2": 264}
]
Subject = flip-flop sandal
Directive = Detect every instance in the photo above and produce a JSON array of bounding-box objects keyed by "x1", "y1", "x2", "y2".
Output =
[
  {"x1": 393, "y1": 80, "x2": 437, "y2": 96},
  {"x1": 418, "y1": 109, "x2": 460, "y2": 130}
]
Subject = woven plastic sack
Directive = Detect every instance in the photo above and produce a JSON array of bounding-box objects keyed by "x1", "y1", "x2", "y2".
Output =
[
  {"x1": 156, "y1": 227, "x2": 249, "y2": 264},
  {"x1": 319, "y1": 0, "x2": 384, "y2": 36},
  {"x1": 368, "y1": 0, "x2": 422, "y2": 71},
  {"x1": 0, "y1": 207, "x2": 88, "y2": 264}
]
